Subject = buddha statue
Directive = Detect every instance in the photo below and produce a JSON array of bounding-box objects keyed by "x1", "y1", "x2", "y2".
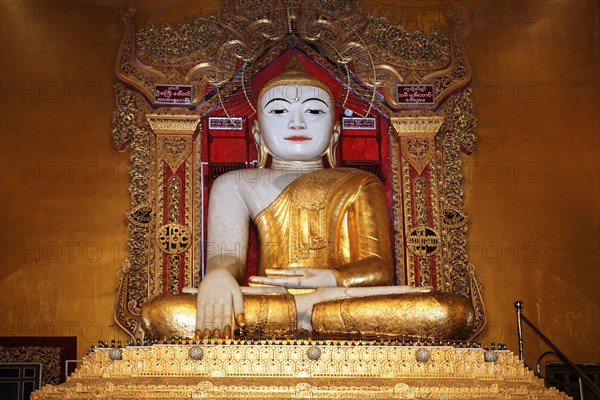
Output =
[{"x1": 142, "y1": 55, "x2": 475, "y2": 340}]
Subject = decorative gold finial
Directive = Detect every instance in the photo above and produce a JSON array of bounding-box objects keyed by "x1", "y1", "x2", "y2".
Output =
[
  {"x1": 284, "y1": 53, "x2": 306, "y2": 75},
  {"x1": 258, "y1": 53, "x2": 333, "y2": 101}
]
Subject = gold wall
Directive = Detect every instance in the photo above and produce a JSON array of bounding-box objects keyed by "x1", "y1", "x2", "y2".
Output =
[{"x1": 1, "y1": 0, "x2": 598, "y2": 368}]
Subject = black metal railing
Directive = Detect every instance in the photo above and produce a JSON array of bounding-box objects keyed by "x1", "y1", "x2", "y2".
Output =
[{"x1": 515, "y1": 301, "x2": 600, "y2": 399}]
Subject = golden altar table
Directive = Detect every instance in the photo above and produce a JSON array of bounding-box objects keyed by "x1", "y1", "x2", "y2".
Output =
[{"x1": 32, "y1": 342, "x2": 569, "y2": 400}]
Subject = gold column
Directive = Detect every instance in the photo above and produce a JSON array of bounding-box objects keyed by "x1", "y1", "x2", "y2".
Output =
[
  {"x1": 146, "y1": 114, "x2": 201, "y2": 297},
  {"x1": 390, "y1": 117, "x2": 445, "y2": 290}
]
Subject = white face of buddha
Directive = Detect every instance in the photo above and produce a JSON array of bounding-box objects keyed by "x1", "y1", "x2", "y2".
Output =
[{"x1": 258, "y1": 84, "x2": 335, "y2": 162}]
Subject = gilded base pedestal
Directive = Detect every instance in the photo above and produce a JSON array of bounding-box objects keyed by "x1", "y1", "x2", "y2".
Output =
[{"x1": 32, "y1": 344, "x2": 570, "y2": 400}]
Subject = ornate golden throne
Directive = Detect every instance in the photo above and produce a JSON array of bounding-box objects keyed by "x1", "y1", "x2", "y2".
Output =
[{"x1": 112, "y1": 0, "x2": 485, "y2": 341}]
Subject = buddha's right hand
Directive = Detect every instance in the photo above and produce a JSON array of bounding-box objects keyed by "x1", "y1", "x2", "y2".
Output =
[{"x1": 195, "y1": 269, "x2": 244, "y2": 336}]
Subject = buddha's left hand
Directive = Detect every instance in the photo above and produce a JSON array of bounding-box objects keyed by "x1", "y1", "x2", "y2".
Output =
[{"x1": 248, "y1": 268, "x2": 337, "y2": 288}]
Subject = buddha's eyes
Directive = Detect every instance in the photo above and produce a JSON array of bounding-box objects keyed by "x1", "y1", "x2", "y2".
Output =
[
  {"x1": 268, "y1": 108, "x2": 325, "y2": 115},
  {"x1": 263, "y1": 98, "x2": 329, "y2": 116}
]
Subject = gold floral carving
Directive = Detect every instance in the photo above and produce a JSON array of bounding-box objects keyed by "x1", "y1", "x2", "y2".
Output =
[
  {"x1": 146, "y1": 114, "x2": 200, "y2": 136},
  {"x1": 167, "y1": 176, "x2": 182, "y2": 293},
  {"x1": 407, "y1": 138, "x2": 430, "y2": 158},
  {"x1": 113, "y1": 82, "x2": 153, "y2": 337},
  {"x1": 436, "y1": 89, "x2": 482, "y2": 335},
  {"x1": 156, "y1": 135, "x2": 191, "y2": 168},
  {"x1": 32, "y1": 346, "x2": 569, "y2": 400},
  {"x1": 154, "y1": 151, "x2": 165, "y2": 296},
  {"x1": 167, "y1": 254, "x2": 180, "y2": 294},
  {"x1": 469, "y1": 264, "x2": 487, "y2": 339},
  {"x1": 0, "y1": 346, "x2": 61, "y2": 386},
  {"x1": 391, "y1": 117, "x2": 445, "y2": 136},
  {"x1": 388, "y1": 131, "x2": 405, "y2": 285},
  {"x1": 136, "y1": 15, "x2": 221, "y2": 63},
  {"x1": 442, "y1": 205, "x2": 469, "y2": 229},
  {"x1": 147, "y1": 114, "x2": 199, "y2": 171},
  {"x1": 391, "y1": 117, "x2": 443, "y2": 175},
  {"x1": 115, "y1": 7, "x2": 167, "y2": 104},
  {"x1": 427, "y1": 145, "x2": 445, "y2": 291},
  {"x1": 184, "y1": 158, "x2": 198, "y2": 289},
  {"x1": 126, "y1": 203, "x2": 154, "y2": 227},
  {"x1": 168, "y1": 176, "x2": 181, "y2": 224},
  {"x1": 413, "y1": 177, "x2": 428, "y2": 226},
  {"x1": 400, "y1": 158, "x2": 417, "y2": 287},
  {"x1": 367, "y1": 17, "x2": 471, "y2": 110},
  {"x1": 212, "y1": 1, "x2": 381, "y2": 118},
  {"x1": 403, "y1": 138, "x2": 433, "y2": 175}
]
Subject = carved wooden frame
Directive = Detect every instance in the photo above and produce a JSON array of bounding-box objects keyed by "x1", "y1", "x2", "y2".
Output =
[{"x1": 112, "y1": 0, "x2": 485, "y2": 339}]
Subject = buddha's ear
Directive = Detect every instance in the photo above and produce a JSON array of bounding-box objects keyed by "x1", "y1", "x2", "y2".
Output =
[
  {"x1": 326, "y1": 121, "x2": 341, "y2": 167},
  {"x1": 332, "y1": 121, "x2": 341, "y2": 145},
  {"x1": 252, "y1": 120, "x2": 268, "y2": 168},
  {"x1": 251, "y1": 119, "x2": 261, "y2": 142}
]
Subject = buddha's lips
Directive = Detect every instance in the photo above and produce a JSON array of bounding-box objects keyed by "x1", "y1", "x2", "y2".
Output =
[{"x1": 284, "y1": 135, "x2": 312, "y2": 142}]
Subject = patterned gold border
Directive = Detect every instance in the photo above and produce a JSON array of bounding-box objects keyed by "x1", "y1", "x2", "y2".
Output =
[{"x1": 32, "y1": 346, "x2": 569, "y2": 400}]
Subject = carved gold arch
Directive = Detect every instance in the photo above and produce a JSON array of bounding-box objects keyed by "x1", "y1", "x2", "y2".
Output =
[{"x1": 112, "y1": 0, "x2": 484, "y2": 339}]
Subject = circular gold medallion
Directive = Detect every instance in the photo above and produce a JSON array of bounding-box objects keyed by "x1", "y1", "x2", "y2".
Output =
[
  {"x1": 156, "y1": 223, "x2": 191, "y2": 255},
  {"x1": 406, "y1": 226, "x2": 440, "y2": 257}
]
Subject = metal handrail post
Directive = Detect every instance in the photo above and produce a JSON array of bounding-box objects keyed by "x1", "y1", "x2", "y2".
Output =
[{"x1": 514, "y1": 301, "x2": 525, "y2": 360}]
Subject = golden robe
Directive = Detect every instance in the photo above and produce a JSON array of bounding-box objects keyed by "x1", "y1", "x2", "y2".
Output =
[
  {"x1": 242, "y1": 168, "x2": 473, "y2": 338},
  {"x1": 253, "y1": 168, "x2": 394, "y2": 287}
]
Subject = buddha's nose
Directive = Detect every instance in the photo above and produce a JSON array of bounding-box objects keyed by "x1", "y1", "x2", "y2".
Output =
[{"x1": 289, "y1": 110, "x2": 306, "y2": 130}]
